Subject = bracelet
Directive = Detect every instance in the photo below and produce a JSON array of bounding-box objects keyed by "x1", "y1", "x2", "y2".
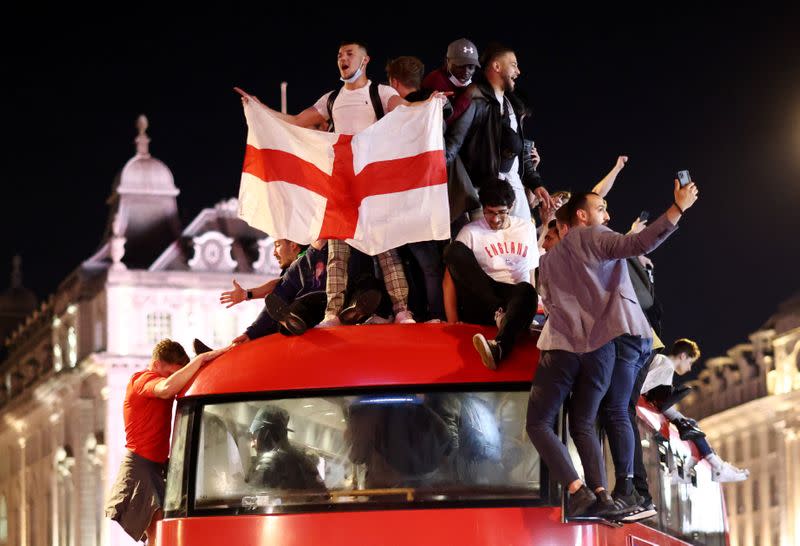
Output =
[
  {"x1": 246, "y1": 290, "x2": 253, "y2": 300},
  {"x1": 673, "y1": 201, "x2": 684, "y2": 214}
]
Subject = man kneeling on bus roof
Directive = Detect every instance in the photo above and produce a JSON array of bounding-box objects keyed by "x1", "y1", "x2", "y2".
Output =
[{"x1": 443, "y1": 179, "x2": 538, "y2": 370}]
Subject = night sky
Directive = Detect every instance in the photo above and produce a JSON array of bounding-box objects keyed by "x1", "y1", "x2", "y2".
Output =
[{"x1": 3, "y1": 7, "x2": 799, "y2": 367}]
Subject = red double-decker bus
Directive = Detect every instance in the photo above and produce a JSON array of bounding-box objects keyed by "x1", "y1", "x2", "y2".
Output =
[{"x1": 157, "y1": 324, "x2": 729, "y2": 545}]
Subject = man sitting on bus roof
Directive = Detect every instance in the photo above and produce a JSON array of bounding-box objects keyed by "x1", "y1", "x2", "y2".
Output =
[
  {"x1": 442, "y1": 179, "x2": 538, "y2": 370},
  {"x1": 222, "y1": 239, "x2": 383, "y2": 343}
]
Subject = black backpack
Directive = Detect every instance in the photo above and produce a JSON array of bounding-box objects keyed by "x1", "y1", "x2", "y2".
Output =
[{"x1": 325, "y1": 81, "x2": 385, "y2": 132}]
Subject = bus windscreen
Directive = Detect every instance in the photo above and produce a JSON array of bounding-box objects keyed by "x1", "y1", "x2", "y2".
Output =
[{"x1": 187, "y1": 390, "x2": 541, "y2": 513}]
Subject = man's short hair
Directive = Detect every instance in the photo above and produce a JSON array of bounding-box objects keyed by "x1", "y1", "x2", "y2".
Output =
[
  {"x1": 480, "y1": 42, "x2": 515, "y2": 68},
  {"x1": 479, "y1": 179, "x2": 516, "y2": 208},
  {"x1": 386, "y1": 56, "x2": 424, "y2": 90},
  {"x1": 339, "y1": 40, "x2": 369, "y2": 54},
  {"x1": 547, "y1": 219, "x2": 557, "y2": 230},
  {"x1": 561, "y1": 191, "x2": 599, "y2": 226},
  {"x1": 152, "y1": 339, "x2": 190, "y2": 366},
  {"x1": 669, "y1": 338, "x2": 701, "y2": 360}
]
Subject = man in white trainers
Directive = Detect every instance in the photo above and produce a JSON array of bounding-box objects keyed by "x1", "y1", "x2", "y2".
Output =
[
  {"x1": 642, "y1": 338, "x2": 750, "y2": 483},
  {"x1": 443, "y1": 179, "x2": 537, "y2": 370}
]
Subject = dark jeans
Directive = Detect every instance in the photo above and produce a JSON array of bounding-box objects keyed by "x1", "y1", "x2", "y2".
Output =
[
  {"x1": 444, "y1": 241, "x2": 536, "y2": 355},
  {"x1": 694, "y1": 437, "x2": 713, "y2": 457},
  {"x1": 526, "y1": 342, "x2": 616, "y2": 489},
  {"x1": 406, "y1": 241, "x2": 445, "y2": 321},
  {"x1": 628, "y1": 351, "x2": 657, "y2": 499},
  {"x1": 600, "y1": 335, "x2": 653, "y2": 484},
  {"x1": 247, "y1": 292, "x2": 328, "y2": 339}
]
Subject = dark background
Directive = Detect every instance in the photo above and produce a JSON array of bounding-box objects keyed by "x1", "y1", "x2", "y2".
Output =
[{"x1": 3, "y1": 6, "x2": 799, "y2": 367}]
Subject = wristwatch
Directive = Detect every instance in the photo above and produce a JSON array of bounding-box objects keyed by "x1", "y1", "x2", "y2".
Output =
[{"x1": 246, "y1": 290, "x2": 253, "y2": 301}]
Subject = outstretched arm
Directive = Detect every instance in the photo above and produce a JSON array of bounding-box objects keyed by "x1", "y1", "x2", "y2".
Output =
[
  {"x1": 220, "y1": 278, "x2": 280, "y2": 308},
  {"x1": 153, "y1": 348, "x2": 230, "y2": 399},
  {"x1": 595, "y1": 180, "x2": 699, "y2": 259},
  {"x1": 235, "y1": 87, "x2": 324, "y2": 128},
  {"x1": 591, "y1": 155, "x2": 628, "y2": 198}
]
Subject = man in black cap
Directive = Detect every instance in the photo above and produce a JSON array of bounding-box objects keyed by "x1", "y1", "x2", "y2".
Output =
[
  {"x1": 422, "y1": 38, "x2": 481, "y2": 126},
  {"x1": 246, "y1": 405, "x2": 327, "y2": 493}
]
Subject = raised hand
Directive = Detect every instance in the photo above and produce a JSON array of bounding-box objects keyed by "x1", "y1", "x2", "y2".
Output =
[
  {"x1": 674, "y1": 180, "x2": 699, "y2": 212},
  {"x1": 220, "y1": 279, "x2": 246, "y2": 308}
]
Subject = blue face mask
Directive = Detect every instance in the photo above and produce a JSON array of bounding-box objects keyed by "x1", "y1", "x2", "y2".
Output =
[{"x1": 340, "y1": 59, "x2": 365, "y2": 84}]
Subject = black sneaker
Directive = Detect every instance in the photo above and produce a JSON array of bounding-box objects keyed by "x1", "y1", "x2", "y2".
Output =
[
  {"x1": 609, "y1": 491, "x2": 643, "y2": 521},
  {"x1": 264, "y1": 294, "x2": 308, "y2": 336},
  {"x1": 472, "y1": 334, "x2": 502, "y2": 370},
  {"x1": 193, "y1": 338, "x2": 213, "y2": 356},
  {"x1": 674, "y1": 418, "x2": 706, "y2": 441},
  {"x1": 591, "y1": 489, "x2": 632, "y2": 518},
  {"x1": 566, "y1": 485, "x2": 597, "y2": 518},
  {"x1": 622, "y1": 499, "x2": 657, "y2": 522},
  {"x1": 339, "y1": 289, "x2": 382, "y2": 325}
]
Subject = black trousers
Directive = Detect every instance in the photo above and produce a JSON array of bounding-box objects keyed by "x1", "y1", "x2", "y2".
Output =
[{"x1": 443, "y1": 241, "x2": 536, "y2": 355}]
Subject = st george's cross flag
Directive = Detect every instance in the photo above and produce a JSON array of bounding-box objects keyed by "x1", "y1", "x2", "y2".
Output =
[{"x1": 237, "y1": 95, "x2": 449, "y2": 256}]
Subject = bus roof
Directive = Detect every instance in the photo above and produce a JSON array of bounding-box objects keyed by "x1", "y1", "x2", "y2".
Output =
[{"x1": 182, "y1": 323, "x2": 541, "y2": 398}]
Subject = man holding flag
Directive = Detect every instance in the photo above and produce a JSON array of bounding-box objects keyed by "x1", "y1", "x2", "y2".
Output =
[{"x1": 237, "y1": 40, "x2": 449, "y2": 326}]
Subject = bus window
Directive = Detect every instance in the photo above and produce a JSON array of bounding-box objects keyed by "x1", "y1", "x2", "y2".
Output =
[
  {"x1": 185, "y1": 390, "x2": 541, "y2": 514},
  {"x1": 636, "y1": 422, "x2": 727, "y2": 546}
]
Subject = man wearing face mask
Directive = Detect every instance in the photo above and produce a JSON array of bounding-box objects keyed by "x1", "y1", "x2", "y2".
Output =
[
  {"x1": 445, "y1": 42, "x2": 553, "y2": 227},
  {"x1": 251, "y1": 40, "x2": 416, "y2": 326},
  {"x1": 422, "y1": 38, "x2": 481, "y2": 126}
]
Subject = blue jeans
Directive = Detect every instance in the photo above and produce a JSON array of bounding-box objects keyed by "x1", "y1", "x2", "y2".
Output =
[
  {"x1": 526, "y1": 342, "x2": 616, "y2": 490},
  {"x1": 600, "y1": 335, "x2": 653, "y2": 481}
]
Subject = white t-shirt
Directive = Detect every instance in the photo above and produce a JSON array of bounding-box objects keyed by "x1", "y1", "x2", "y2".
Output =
[
  {"x1": 313, "y1": 81, "x2": 399, "y2": 135},
  {"x1": 455, "y1": 216, "x2": 538, "y2": 284},
  {"x1": 495, "y1": 92, "x2": 530, "y2": 222},
  {"x1": 641, "y1": 353, "x2": 675, "y2": 395}
]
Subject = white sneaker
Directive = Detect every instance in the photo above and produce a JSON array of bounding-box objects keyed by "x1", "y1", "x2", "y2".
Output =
[
  {"x1": 316, "y1": 315, "x2": 341, "y2": 328},
  {"x1": 394, "y1": 310, "x2": 416, "y2": 324},
  {"x1": 494, "y1": 308, "x2": 505, "y2": 329},
  {"x1": 363, "y1": 314, "x2": 391, "y2": 325},
  {"x1": 712, "y1": 461, "x2": 750, "y2": 483},
  {"x1": 425, "y1": 318, "x2": 443, "y2": 324}
]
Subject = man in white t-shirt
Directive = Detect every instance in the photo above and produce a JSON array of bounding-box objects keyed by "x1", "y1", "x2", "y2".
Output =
[
  {"x1": 442, "y1": 179, "x2": 537, "y2": 370},
  {"x1": 253, "y1": 40, "x2": 415, "y2": 326}
]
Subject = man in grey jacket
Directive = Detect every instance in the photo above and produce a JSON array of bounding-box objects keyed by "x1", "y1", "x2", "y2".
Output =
[{"x1": 526, "y1": 179, "x2": 699, "y2": 518}]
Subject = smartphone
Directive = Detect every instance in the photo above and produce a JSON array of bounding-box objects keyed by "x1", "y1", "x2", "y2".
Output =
[
  {"x1": 638, "y1": 210, "x2": 650, "y2": 222},
  {"x1": 676, "y1": 170, "x2": 691, "y2": 186}
]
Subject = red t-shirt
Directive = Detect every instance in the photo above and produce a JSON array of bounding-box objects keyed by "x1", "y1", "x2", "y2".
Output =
[{"x1": 123, "y1": 370, "x2": 173, "y2": 463}]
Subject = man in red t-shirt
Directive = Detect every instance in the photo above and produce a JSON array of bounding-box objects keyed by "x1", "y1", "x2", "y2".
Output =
[{"x1": 105, "y1": 338, "x2": 228, "y2": 543}]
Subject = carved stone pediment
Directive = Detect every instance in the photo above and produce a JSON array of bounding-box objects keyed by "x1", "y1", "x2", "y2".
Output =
[{"x1": 188, "y1": 231, "x2": 237, "y2": 272}]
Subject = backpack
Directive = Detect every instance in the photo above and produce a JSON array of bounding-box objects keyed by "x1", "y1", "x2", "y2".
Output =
[{"x1": 325, "y1": 81, "x2": 385, "y2": 133}]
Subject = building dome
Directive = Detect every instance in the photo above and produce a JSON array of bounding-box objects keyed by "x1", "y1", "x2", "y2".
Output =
[{"x1": 116, "y1": 115, "x2": 178, "y2": 197}]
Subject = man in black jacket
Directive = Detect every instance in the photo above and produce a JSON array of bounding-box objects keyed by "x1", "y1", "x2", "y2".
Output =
[{"x1": 445, "y1": 42, "x2": 552, "y2": 228}]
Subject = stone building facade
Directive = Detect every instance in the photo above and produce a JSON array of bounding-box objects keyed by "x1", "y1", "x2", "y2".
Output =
[{"x1": 0, "y1": 116, "x2": 280, "y2": 546}]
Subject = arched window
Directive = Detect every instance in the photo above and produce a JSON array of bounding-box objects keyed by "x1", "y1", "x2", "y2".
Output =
[{"x1": 0, "y1": 494, "x2": 8, "y2": 543}]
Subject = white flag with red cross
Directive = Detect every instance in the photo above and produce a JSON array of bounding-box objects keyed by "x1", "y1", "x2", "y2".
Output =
[{"x1": 237, "y1": 96, "x2": 449, "y2": 256}]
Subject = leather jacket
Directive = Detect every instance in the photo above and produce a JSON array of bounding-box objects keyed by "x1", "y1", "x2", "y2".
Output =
[{"x1": 445, "y1": 79, "x2": 543, "y2": 197}]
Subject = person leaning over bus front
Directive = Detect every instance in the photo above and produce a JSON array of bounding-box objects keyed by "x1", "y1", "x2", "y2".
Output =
[{"x1": 105, "y1": 339, "x2": 229, "y2": 543}]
